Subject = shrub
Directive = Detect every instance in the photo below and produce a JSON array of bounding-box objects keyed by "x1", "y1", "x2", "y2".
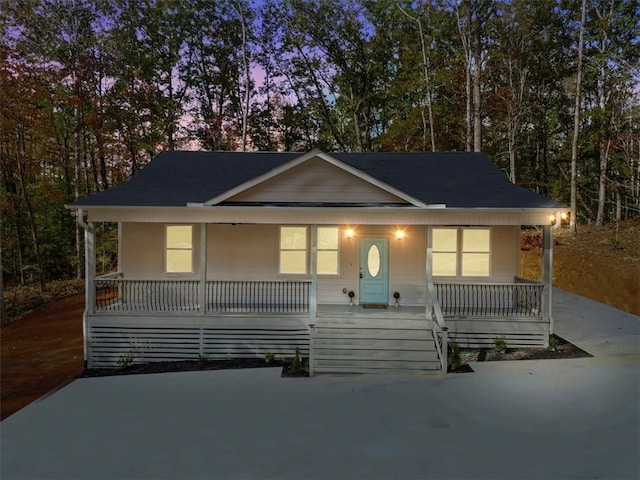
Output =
[
  {"x1": 264, "y1": 352, "x2": 276, "y2": 363},
  {"x1": 448, "y1": 342, "x2": 461, "y2": 371},
  {"x1": 290, "y1": 347, "x2": 303, "y2": 375},
  {"x1": 548, "y1": 335, "x2": 559, "y2": 352},
  {"x1": 493, "y1": 336, "x2": 508, "y2": 354},
  {"x1": 117, "y1": 351, "x2": 135, "y2": 369}
]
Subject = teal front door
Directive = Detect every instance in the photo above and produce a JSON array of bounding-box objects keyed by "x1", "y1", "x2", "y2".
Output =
[{"x1": 359, "y1": 238, "x2": 389, "y2": 305}]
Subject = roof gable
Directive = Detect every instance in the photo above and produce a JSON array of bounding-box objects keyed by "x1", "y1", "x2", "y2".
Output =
[{"x1": 208, "y1": 151, "x2": 422, "y2": 206}]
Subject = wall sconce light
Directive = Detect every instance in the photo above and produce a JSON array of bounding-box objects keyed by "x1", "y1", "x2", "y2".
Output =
[
  {"x1": 345, "y1": 228, "x2": 355, "y2": 239},
  {"x1": 395, "y1": 229, "x2": 405, "y2": 240},
  {"x1": 560, "y1": 212, "x2": 568, "y2": 221},
  {"x1": 549, "y1": 214, "x2": 557, "y2": 225}
]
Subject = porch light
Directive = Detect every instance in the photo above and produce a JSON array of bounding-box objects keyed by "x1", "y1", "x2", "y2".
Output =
[
  {"x1": 560, "y1": 212, "x2": 568, "y2": 221},
  {"x1": 345, "y1": 228, "x2": 355, "y2": 239},
  {"x1": 549, "y1": 214, "x2": 556, "y2": 225},
  {"x1": 395, "y1": 229, "x2": 405, "y2": 240}
]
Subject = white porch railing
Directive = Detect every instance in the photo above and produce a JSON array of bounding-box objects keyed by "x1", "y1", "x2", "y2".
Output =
[
  {"x1": 206, "y1": 280, "x2": 310, "y2": 313},
  {"x1": 428, "y1": 281, "x2": 448, "y2": 374},
  {"x1": 94, "y1": 275, "x2": 310, "y2": 314},
  {"x1": 434, "y1": 282, "x2": 544, "y2": 318}
]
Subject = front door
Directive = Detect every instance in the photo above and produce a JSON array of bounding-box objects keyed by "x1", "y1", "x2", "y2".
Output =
[{"x1": 359, "y1": 238, "x2": 389, "y2": 305}]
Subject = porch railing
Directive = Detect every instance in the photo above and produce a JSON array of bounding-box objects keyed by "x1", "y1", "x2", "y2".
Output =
[
  {"x1": 94, "y1": 275, "x2": 310, "y2": 314},
  {"x1": 206, "y1": 280, "x2": 310, "y2": 313},
  {"x1": 434, "y1": 282, "x2": 543, "y2": 317},
  {"x1": 95, "y1": 276, "x2": 199, "y2": 312},
  {"x1": 428, "y1": 281, "x2": 448, "y2": 375}
]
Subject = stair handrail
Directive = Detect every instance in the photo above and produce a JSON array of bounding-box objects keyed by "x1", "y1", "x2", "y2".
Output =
[{"x1": 428, "y1": 280, "x2": 448, "y2": 374}]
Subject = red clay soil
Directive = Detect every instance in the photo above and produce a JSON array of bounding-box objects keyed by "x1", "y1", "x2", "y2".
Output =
[{"x1": 1, "y1": 295, "x2": 85, "y2": 420}]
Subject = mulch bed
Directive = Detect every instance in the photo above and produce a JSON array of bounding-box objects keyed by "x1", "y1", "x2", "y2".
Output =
[
  {"x1": 79, "y1": 358, "x2": 310, "y2": 378},
  {"x1": 448, "y1": 335, "x2": 592, "y2": 373}
]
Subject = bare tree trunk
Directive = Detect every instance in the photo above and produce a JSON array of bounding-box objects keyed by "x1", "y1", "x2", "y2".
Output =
[
  {"x1": 74, "y1": 105, "x2": 83, "y2": 279},
  {"x1": 570, "y1": 0, "x2": 586, "y2": 235},
  {"x1": 596, "y1": 139, "x2": 611, "y2": 226},
  {"x1": 398, "y1": 5, "x2": 436, "y2": 152},
  {"x1": 235, "y1": 2, "x2": 251, "y2": 151},
  {"x1": 455, "y1": 2, "x2": 473, "y2": 152},
  {"x1": 17, "y1": 130, "x2": 45, "y2": 292},
  {"x1": 471, "y1": 0, "x2": 482, "y2": 153}
]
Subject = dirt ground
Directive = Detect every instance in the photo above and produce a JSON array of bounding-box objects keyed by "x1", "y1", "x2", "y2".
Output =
[{"x1": 1, "y1": 295, "x2": 84, "y2": 420}]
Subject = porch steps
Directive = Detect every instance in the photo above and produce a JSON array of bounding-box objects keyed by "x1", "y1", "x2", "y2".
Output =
[{"x1": 311, "y1": 318, "x2": 441, "y2": 375}]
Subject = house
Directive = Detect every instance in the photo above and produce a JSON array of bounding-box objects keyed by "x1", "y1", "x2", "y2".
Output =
[{"x1": 68, "y1": 149, "x2": 563, "y2": 374}]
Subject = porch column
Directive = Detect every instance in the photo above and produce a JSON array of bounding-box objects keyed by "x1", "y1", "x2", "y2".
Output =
[
  {"x1": 199, "y1": 223, "x2": 207, "y2": 315},
  {"x1": 542, "y1": 225, "x2": 554, "y2": 335},
  {"x1": 84, "y1": 221, "x2": 96, "y2": 316},
  {"x1": 309, "y1": 224, "x2": 318, "y2": 325},
  {"x1": 83, "y1": 216, "x2": 96, "y2": 369},
  {"x1": 425, "y1": 225, "x2": 433, "y2": 315}
]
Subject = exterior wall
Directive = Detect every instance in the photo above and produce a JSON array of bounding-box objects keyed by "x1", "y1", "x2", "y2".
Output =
[
  {"x1": 120, "y1": 223, "x2": 201, "y2": 279},
  {"x1": 118, "y1": 223, "x2": 520, "y2": 305}
]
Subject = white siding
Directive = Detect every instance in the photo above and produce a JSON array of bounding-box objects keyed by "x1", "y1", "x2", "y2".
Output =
[
  {"x1": 120, "y1": 223, "x2": 201, "y2": 279},
  {"x1": 228, "y1": 157, "x2": 407, "y2": 204}
]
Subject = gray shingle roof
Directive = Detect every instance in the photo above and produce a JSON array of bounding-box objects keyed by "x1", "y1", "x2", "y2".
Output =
[{"x1": 70, "y1": 150, "x2": 561, "y2": 209}]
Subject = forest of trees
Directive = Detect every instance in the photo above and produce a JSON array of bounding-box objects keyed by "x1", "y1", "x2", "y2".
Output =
[{"x1": 1, "y1": 0, "x2": 639, "y2": 292}]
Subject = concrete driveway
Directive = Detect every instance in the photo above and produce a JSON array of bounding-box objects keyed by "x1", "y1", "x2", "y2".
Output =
[{"x1": 1, "y1": 289, "x2": 638, "y2": 480}]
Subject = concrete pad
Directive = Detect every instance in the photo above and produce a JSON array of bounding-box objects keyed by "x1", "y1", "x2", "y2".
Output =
[{"x1": 2, "y1": 289, "x2": 639, "y2": 480}]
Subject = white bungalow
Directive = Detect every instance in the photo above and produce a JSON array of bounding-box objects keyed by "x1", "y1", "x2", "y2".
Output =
[{"x1": 68, "y1": 149, "x2": 562, "y2": 374}]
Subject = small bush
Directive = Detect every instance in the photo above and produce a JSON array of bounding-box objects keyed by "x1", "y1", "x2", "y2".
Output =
[
  {"x1": 448, "y1": 342, "x2": 461, "y2": 371},
  {"x1": 198, "y1": 354, "x2": 209, "y2": 365},
  {"x1": 264, "y1": 352, "x2": 276, "y2": 363},
  {"x1": 493, "y1": 336, "x2": 508, "y2": 354},
  {"x1": 117, "y1": 351, "x2": 135, "y2": 369},
  {"x1": 289, "y1": 347, "x2": 303, "y2": 375},
  {"x1": 548, "y1": 335, "x2": 559, "y2": 352}
]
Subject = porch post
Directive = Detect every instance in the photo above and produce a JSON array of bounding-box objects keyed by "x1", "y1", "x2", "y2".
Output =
[
  {"x1": 84, "y1": 219, "x2": 96, "y2": 369},
  {"x1": 542, "y1": 225, "x2": 554, "y2": 335},
  {"x1": 199, "y1": 223, "x2": 207, "y2": 315},
  {"x1": 309, "y1": 224, "x2": 318, "y2": 326},
  {"x1": 425, "y1": 225, "x2": 433, "y2": 316},
  {"x1": 85, "y1": 222, "x2": 96, "y2": 316}
]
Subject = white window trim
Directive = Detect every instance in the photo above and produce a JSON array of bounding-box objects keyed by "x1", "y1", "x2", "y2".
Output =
[
  {"x1": 432, "y1": 226, "x2": 492, "y2": 278},
  {"x1": 317, "y1": 226, "x2": 340, "y2": 276},
  {"x1": 165, "y1": 224, "x2": 194, "y2": 274},
  {"x1": 279, "y1": 226, "x2": 308, "y2": 275}
]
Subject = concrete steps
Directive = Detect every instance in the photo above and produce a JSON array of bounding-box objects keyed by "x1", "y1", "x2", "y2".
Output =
[{"x1": 311, "y1": 319, "x2": 442, "y2": 375}]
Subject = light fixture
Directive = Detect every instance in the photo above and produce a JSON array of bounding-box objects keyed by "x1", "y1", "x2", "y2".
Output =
[
  {"x1": 345, "y1": 228, "x2": 355, "y2": 239},
  {"x1": 395, "y1": 229, "x2": 405, "y2": 240},
  {"x1": 560, "y1": 212, "x2": 568, "y2": 221},
  {"x1": 549, "y1": 214, "x2": 556, "y2": 225}
]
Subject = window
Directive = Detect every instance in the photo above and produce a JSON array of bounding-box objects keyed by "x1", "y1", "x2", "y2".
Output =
[
  {"x1": 166, "y1": 225, "x2": 193, "y2": 273},
  {"x1": 432, "y1": 228, "x2": 458, "y2": 276},
  {"x1": 462, "y1": 228, "x2": 490, "y2": 276},
  {"x1": 279, "y1": 226, "x2": 340, "y2": 275},
  {"x1": 317, "y1": 226, "x2": 339, "y2": 275},
  {"x1": 280, "y1": 226, "x2": 307, "y2": 274},
  {"x1": 432, "y1": 227, "x2": 490, "y2": 277}
]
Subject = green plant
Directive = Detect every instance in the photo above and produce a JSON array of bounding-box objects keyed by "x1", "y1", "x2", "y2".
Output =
[
  {"x1": 289, "y1": 347, "x2": 303, "y2": 375},
  {"x1": 448, "y1": 342, "x2": 461, "y2": 371},
  {"x1": 264, "y1": 352, "x2": 276, "y2": 363},
  {"x1": 548, "y1": 335, "x2": 559, "y2": 352},
  {"x1": 117, "y1": 351, "x2": 135, "y2": 369},
  {"x1": 493, "y1": 336, "x2": 508, "y2": 354},
  {"x1": 198, "y1": 353, "x2": 209, "y2": 365}
]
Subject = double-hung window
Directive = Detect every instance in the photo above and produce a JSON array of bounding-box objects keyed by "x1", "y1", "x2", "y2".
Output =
[
  {"x1": 432, "y1": 227, "x2": 491, "y2": 277},
  {"x1": 279, "y1": 226, "x2": 340, "y2": 275},
  {"x1": 280, "y1": 226, "x2": 307, "y2": 274},
  {"x1": 165, "y1": 225, "x2": 194, "y2": 273}
]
